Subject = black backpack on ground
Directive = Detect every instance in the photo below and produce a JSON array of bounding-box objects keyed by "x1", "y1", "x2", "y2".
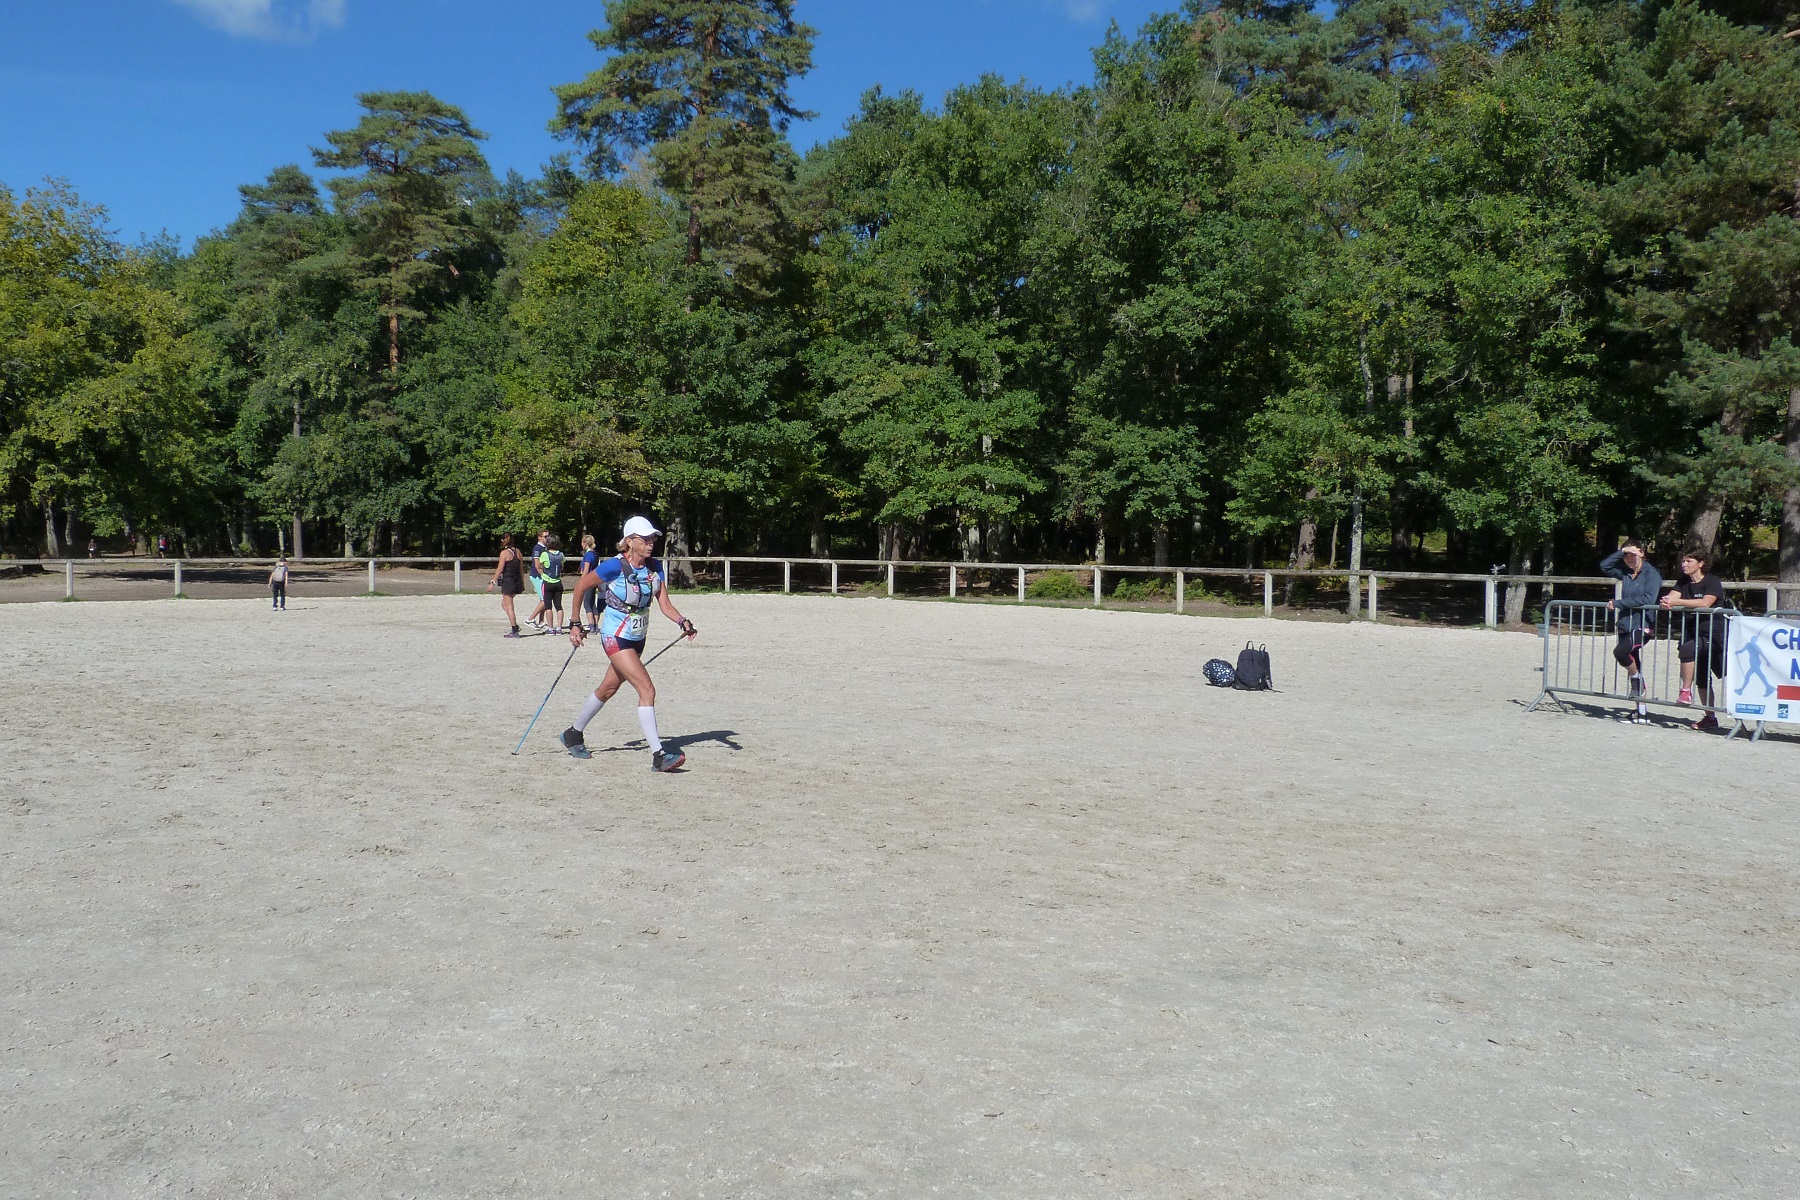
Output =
[
  {"x1": 1202, "y1": 658, "x2": 1237, "y2": 688},
  {"x1": 1233, "y1": 642, "x2": 1273, "y2": 691}
]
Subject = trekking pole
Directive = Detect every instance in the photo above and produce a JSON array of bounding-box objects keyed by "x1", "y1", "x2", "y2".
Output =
[
  {"x1": 512, "y1": 642, "x2": 582, "y2": 756},
  {"x1": 641, "y1": 628, "x2": 689, "y2": 668}
]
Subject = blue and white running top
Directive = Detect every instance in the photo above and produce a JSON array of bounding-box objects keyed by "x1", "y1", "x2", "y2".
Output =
[{"x1": 594, "y1": 555, "x2": 661, "y2": 644}]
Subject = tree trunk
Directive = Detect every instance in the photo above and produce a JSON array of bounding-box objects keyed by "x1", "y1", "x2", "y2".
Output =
[
  {"x1": 387, "y1": 281, "x2": 401, "y2": 371},
  {"x1": 879, "y1": 522, "x2": 899, "y2": 561},
  {"x1": 344, "y1": 528, "x2": 355, "y2": 559},
  {"x1": 810, "y1": 514, "x2": 828, "y2": 559},
  {"x1": 1094, "y1": 518, "x2": 1107, "y2": 565},
  {"x1": 43, "y1": 498, "x2": 60, "y2": 558},
  {"x1": 63, "y1": 506, "x2": 75, "y2": 558},
  {"x1": 1152, "y1": 522, "x2": 1170, "y2": 568},
  {"x1": 1286, "y1": 495, "x2": 1320, "y2": 606},
  {"x1": 1503, "y1": 538, "x2": 1530, "y2": 626},
  {"x1": 1686, "y1": 405, "x2": 1749, "y2": 557},
  {"x1": 390, "y1": 524, "x2": 402, "y2": 557},
  {"x1": 961, "y1": 522, "x2": 981, "y2": 562},
  {"x1": 687, "y1": 194, "x2": 703, "y2": 266},
  {"x1": 1781, "y1": 380, "x2": 1800, "y2": 610},
  {"x1": 1347, "y1": 327, "x2": 1375, "y2": 616},
  {"x1": 291, "y1": 395, "x2": 305, "y2": 558},
  {"x1": 1540, "y1": 532, "x2": 1556, "y2": 605},
  {"x1": 664, "y1": 490, "x2": 695, "y2": 587},
  {"x1": 1389, "y1": 369, "x2": 1414, "y2": 567}
]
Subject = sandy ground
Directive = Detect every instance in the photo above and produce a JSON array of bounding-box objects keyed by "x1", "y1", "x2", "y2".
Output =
[{"x1": 2, "y1": 593, "x2": 1796, "y2": 1199}]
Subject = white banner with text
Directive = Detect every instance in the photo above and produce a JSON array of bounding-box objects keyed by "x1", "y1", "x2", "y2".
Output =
[{"x1": 1726, "y1": 614, "x2": 1800, "y2": 726}]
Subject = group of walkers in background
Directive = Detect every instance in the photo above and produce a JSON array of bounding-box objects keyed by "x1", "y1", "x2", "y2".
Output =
[
  {"x1": 488, "y1": 528, "x2": 603, "y2": 639},
  {"x1": 1601, "y1": 542, "x2": 1732, "y2": 730}
]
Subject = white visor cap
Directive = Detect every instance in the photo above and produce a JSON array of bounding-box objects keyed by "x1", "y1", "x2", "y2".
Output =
[{"x1": 622, "y1": 516, "x2": 661, "y2": 540}]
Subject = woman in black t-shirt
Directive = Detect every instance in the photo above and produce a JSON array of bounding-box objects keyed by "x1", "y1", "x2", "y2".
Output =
[{"x1": 1659, "y1": 548, "x2": 1730, "y2": 729}]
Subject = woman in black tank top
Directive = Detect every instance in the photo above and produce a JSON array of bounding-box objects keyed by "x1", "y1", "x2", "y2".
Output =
[{"x1": 489, "y1": 534, "x2": 527, "y2": 637}]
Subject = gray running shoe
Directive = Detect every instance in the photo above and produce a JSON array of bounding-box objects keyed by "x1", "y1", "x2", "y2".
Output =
[
  {"x1": 560, "y1": 727, "x2": 591, "y2": 759},
  {"x1": 652, "y1": 747, "x2": 686, "y2": 773}
]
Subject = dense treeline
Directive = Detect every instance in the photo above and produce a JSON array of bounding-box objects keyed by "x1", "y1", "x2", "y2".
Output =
[{"x1": 3, "y1": 0, "x2": 1798, "y2": 617}]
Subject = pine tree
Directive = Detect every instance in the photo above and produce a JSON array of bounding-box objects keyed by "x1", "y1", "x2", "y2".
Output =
[
  {"x1": 313, "y1": 91, "x2": 492, "y2": 372},
  {"x1": 551, "y1": 0, "x2": 815, "y2": 282}
]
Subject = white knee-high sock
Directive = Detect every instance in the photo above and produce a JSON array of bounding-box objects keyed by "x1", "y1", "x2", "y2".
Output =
[
  {"x1": 573, "y1": 693, "x2": 605, "y2": 732},
  {"x1": 637, "y1": 706, "x2": 663, "y2": 752}
]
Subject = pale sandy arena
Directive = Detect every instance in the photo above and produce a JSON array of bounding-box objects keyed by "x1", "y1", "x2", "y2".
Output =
[{"x1": 2, "y1": 593, "x2": 1797, "y2": 1199}]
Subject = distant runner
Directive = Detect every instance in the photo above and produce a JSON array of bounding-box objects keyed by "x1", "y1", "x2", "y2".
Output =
[{"x1": 559, "y1": 516, "x2": 697, "y2": 772}]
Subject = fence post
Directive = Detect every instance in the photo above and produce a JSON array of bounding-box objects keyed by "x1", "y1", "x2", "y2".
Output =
[
  {"x1": 724, "y1": 559, "x2": 732, "y2": 593},
  {"x1": 173, "y1": 560, "x2": 182, "y2": 597},
  {"x1": 1263, "y1": 571, "x2": 1273, "y2": 617},
  {"x1": 831, "y1": 561, "x2": 839, "y2": 595},
  {"x1": 887, "y1": 562, "x2": 895, "y2": 596},
  {"x1": 783, "y1": 561, "x2": 791, "y2": 594},
  {"x1": 453, "y1": 559, "x2": 462, "y2": 594},
  {"x1": 65, "y1": 560, "x2": 74, "y2": 600},
  {"x1": 949, "y1": 566, "x2": 957, "y2": 598},
  {"x1": 1175, "y1": 570, "x2": 1185, "y2": 614},
  {"x1": 1093, "y1": 567, "x2": 1103, "y2": 606},
  {"x1": 1368, "y1": 575, "x2": 1378, "y2": 622},
  {"x1": 1484, "y1": 578, "x2": 1497, "y2": 629},
  {"x1": 1767, "y1": 584, "x2": 1778, "y2": 615},
  {"x1": 1017, "y1": 566, "x2": 1026, "y2": 601},
  {"x1": 368, "y1": 559, "x2": 377, "y2": 594}
]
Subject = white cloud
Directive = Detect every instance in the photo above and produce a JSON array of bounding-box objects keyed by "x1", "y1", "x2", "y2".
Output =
[
  {"x1": 1062, "y1": 1, "x2": 1104, "y2": 18},
  {"x1": 170, "y1": 0, "x2": 346, "y2": 41}
]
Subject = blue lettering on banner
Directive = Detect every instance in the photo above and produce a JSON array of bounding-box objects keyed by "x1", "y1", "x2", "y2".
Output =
[
  {"x1": 1738, "y1": 704, "x2": 1766, "y2": 716},
  {"x1": 1792, "y1": 659, "x2": 1800, "y2": 682},
  {"x1": 1776, "y1": 628, "x2": 1800, "y2": 650}
]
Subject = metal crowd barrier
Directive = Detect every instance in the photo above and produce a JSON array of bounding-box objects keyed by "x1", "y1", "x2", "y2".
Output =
[{"x1": 1528, "y1": 600, "x2": 1769, "y2": 734}]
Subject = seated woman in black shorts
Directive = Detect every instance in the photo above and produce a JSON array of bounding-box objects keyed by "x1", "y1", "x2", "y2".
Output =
[{"x1": 1659, "y1": 548, "x2": 1729, "y2": 730}]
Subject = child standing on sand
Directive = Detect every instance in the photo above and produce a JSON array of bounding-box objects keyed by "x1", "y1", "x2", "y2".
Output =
[{"x1": 269, "y1": 557, "x2": 289, "y2": 610}]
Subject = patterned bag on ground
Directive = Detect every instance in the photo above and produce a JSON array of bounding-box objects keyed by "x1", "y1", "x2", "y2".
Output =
[
  {"x1": 1202, "y1": 658, "x2": 1237, "y2": 688},
  {"x1": 1233, "y1": 642, "x2": 1273, "y2": 691}
]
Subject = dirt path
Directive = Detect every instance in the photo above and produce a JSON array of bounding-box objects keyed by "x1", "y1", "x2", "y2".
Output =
[{"x1": 2, "y1": 594, "x2": 1795, "y2": 1197}]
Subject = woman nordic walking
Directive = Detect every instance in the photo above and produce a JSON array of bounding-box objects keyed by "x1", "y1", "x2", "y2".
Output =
[
  {"x1": 559, "y1": 516, "x2": 697, "y2": 772},
  {"x1": 488, "y1": 533, "x2": 528, "y2": 638}
]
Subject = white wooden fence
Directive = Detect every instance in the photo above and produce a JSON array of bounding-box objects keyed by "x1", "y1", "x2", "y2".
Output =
[{"x1": 8, "y1": 554, "x2": 1795, "y2": 628}]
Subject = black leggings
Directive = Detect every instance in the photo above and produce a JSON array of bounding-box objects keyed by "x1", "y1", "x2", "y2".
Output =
[
  {"x1": 271, "y1": 581, "x2": 286, "y2": 608},
  {"x1": 1613, "y1": 626, "x2": 1648, "y2": 670}
]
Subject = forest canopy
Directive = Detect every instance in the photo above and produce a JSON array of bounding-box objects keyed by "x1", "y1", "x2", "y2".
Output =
[{"x1": 3, "y1": 0, "x2": 1798, "y2": 608}]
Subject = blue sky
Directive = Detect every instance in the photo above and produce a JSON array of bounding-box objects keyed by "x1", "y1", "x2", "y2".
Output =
[{"x1": 0, "y1": 0, "x2": 1171, "y2": 246}]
